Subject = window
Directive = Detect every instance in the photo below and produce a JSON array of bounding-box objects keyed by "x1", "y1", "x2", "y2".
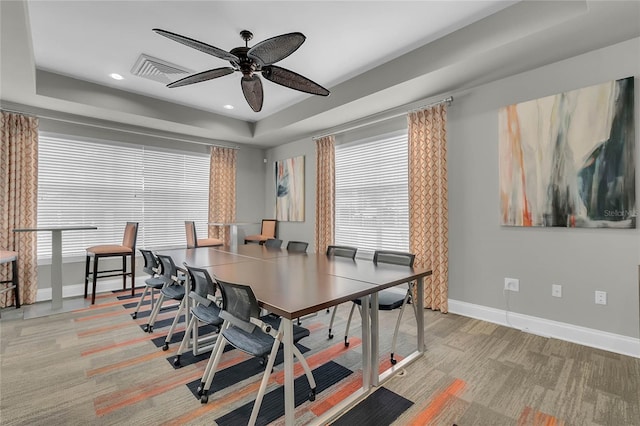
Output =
[
  {"x1": 37, "y1": 134, "x2": 210, "y2": 258},
  {"x1": 335, "y1": 130, "x2": 409, "y2": 254}
]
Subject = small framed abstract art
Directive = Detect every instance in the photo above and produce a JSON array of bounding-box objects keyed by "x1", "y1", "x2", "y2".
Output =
[
  {"x1": 275, "y1": 155, "x2": 305, "y2": 221},
  {"x1": 499, "y1": 77, "x2": 635, "y2": 228}
]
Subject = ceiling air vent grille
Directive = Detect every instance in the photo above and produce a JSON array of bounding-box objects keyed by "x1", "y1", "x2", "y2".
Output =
[{"x1": 130, "y1": 54, "x2": 192, "y2": 84}]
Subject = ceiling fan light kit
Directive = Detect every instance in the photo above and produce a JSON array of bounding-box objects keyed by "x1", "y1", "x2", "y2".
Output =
[{"x1": 153, "y1": 28, "x2": 330, "y2": 112}]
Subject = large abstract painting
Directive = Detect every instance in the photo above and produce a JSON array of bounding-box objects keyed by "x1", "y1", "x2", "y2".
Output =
[
  {"x1": 275, "y1": 155, "x2": 304, "y2": 221},
  {"x1": 499, "y1": 77, "x2": 635, "y2": 228}
]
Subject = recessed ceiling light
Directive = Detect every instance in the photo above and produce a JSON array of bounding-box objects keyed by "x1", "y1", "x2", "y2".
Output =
[
  {"x1": 223, "y1": 104, "x2": 234, "y2": 110},
  {"x1": 109, "y1": 73, "x2": 124, "y2": 80}
]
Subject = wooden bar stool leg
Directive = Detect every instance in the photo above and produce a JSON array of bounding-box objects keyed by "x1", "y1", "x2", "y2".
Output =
[
  {"x1": 130, "y1": 254, "x2": 135, "y2": 297},
  {"x1": 122, "y1": 255, "x2": 126, "y2": 290},
  {"x1": 12, "y1": 258, "x2": 20, "y2": 308},
  {"x1": 84, "y1": 255, "x2": 91, "y2": 299},
  {"x1": 92, "y1": 255, "x2": 99, "y2": 304}
]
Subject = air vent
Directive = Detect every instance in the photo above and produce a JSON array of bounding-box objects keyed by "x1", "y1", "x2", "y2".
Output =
[{"x1": 130, "y1": 54, "x2": 193, "y2": 84}]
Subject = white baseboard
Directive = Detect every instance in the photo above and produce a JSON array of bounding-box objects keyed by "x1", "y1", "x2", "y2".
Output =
[
  {"x1": 448, "y1": 299, "x2": 640, "y2": 359},
  {"x1": 35, "y1": 278, "x2": 144, "y2": 302}
]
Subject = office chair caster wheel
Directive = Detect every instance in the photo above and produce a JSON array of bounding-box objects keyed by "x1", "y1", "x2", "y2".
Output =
[
  {"x1": 196, "y1": 383, "x2": 204, "y2": 396},
  {"x1": 173, "y1": 356, "x2": 181, "y2": 367},
  {"x1": 328, "y1": 330, "x2": 334, "y2": 339},
  {"x1": 390, "y1": 356, "x2": 397, "y2": 365},
  {"x1": 143, "y1": 324, "x2": 150, "y2": 332},
  {"x1": 344, "y1": 337, "x2": 350, "y2": 347},
  {"x1": 162, "y1": 343, "x2": 169, "y2": 351},
  {"x1": 309, "y1": 389, "x2": 316, "y2": 402},
  {"x1": 131, "y1": 312, "x2": 137, "y2": 319},
  {"x1": 200, "y1": 394, "x2": 209, "y2": 404}
]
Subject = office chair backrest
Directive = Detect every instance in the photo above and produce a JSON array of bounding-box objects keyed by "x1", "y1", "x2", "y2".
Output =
[
  {"x1": 185, "y1": 221, "x2": 197, "y2": 248},
  {"x1": 122, "y1": 222, "x2": 139, "y2": 249},
  {"x1": 139, "y1": 249, "x2": 159, "y2": 276},
  {"x1": 185, "y1": 264, "x2": 217, "y2": 306},
  {"x1": 216, "y1": 277, "x2": 261, "y2": 333},
  {"x1": 264, "y1": 238, "x2": 283, "y2": 248},
  {"x1": 373, "y1": 250, "x2": 415, "y2": 267},
  {"x1": 286, "y1": 241, "x2": 309, "y2": 253},
  {"x1": 157, "y1": 254, "x2": 179, "y2": 283},
  {"x1": 326, "y1": 245, "x2": 358, "y2": 259}
]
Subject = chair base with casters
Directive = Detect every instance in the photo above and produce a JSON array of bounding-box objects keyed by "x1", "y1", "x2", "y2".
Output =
[
  {"x1": 0, "y1": 250, "x2": 20, "y2": 315},
  {"x1": 197, "y1": 278, "x2": 315, "y2": 426},
  {"x1": 173, "y1": 265, "x2": 223, "y2": 368},
  {"x1": 84, "y1": 222, "x2": 138, "y2": 304},
  {"x1": 131, "y1": 250, "x2": 167, "y2": 319}
]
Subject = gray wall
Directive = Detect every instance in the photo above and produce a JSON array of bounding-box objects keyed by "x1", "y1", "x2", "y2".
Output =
[
  {"x1": 265, "y1": 37, "x2": 640, "y2": 339},
  {"x1": 36, "y1": 118, "x2": 266, "y2": 290}
]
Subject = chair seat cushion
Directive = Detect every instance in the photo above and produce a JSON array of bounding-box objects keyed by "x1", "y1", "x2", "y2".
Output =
[
  {"x1": 244, "y1": 234, "x2": 270, "y2": 242},
  {"x1": 222, "y1": 315, "x2": 310, "y2": 358},
  {"x1": 0, "y1": 250, "x2": 18, "y2": 263},
  {"x1": 145, "y1": 277, "x2": 166, "y2": 288},
  {"x1": 353, "y1": 288, "x2": 407, "y2": 310},
  {"x1": 86, "y1": 245, "x2": 132, "y2": 255},
  {"x1": 161, "y1": 284, "x2": 185, "y2": 300},
  {"x1": 191, "y1": 304, "x2": 223, "y2": 326},
  {"x1": 197, "y1": 238, "x2": 223, "y2": 247}
]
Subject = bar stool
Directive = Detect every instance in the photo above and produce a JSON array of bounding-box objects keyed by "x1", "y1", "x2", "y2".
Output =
[
  {"x1": 185, "y1": 221, "x2": 222, "y2": 248},
  {"x1": 0, "y1": 250, "x2": 20, "y2": 313},
  {"x1": 84, "y1": 222, "x2": 138, "y2": 304}
]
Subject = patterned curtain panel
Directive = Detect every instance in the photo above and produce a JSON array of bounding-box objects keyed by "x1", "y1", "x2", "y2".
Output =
[
  {"x1": 0, "y1": 111, "x2": 38, "y2": 306},
  {"x1": 314, "y1": 135, "x2": 335, "y2": 254},
  {"x1": 408, "y1": 104, "x2": 449, "y2": 312},
  {"x1": 208, "y1": 146, "x2": 237, "y2": 244}
]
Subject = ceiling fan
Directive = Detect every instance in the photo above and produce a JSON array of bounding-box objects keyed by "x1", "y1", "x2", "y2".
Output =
[{"x1": 153, "y1": 28, "x2": 330, "y2": 112}]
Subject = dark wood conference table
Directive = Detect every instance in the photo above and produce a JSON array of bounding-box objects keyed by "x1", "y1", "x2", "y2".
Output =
[{"x1": 156, "y1": 245, "x2": 432, "y2": 425}]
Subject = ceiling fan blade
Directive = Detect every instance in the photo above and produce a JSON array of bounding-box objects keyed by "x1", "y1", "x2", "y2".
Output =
[
  {"x1": 241, "y1": 75, "x2": 264, "y2": 112},
  {"x1": 247, "y1": 32, "x2": 305, "y2": 66},
  {"x1": 262, "y1": 65, "x2": 330, "y2": 96},
  {"x1": 167, "y1": 67, "x2": 235, "y2": 88},
  {"x1": 153, "y1": 28, "x2": 239, "y2": 62}
]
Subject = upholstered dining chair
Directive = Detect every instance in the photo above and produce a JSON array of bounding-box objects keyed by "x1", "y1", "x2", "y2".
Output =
[
  {"x1": 0, "y1": 250, "x2": 21, "y2": 314},
  {"x1": 185, "y1": 221, "x2": 223, "y2": 248},
  {"x1": 197, "y1": 277, "x2": 316, "y2": 423},
  {"x1": 243, "y1": 219, "x2": 277, "y2": 245},
  {"x1": 84, "y1": 222, "x2": 138, "y2": 304}
]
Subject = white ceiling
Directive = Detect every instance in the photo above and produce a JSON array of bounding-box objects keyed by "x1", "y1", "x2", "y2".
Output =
[{"x1": 2, "y1": 1, "x2": 640, "y2": 148}]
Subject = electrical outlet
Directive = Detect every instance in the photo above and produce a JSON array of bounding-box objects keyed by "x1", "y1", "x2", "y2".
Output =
[
  {"x1": 595, "y1": 290, "x2": 607, "y2": 305},
  {"x1": 504, "y1": 277, "x2": 519, "y2": 292},
  {"x1": 552, "y1": 284, "x2": 562, "y2": 298}
]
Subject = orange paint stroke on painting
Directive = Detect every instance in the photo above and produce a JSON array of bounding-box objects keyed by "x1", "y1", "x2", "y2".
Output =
[{"x1": 507, "y1": 105, "x2": 532, "y2": 226}]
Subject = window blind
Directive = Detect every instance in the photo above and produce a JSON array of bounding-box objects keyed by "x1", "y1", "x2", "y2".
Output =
[
  {"x1": 37, "y1": 135, "x2": 210, "y2": 258},
  {"x1": 334, "y1": 131, "x2": 409, "y2": 253}
]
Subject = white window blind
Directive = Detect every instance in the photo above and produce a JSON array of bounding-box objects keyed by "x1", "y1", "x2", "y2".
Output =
[
  {"x1": 335, "y1": 131, "x2": 409, "y2": 253},
  {"x1": 37, "y1": 135, "x2": 210, "y2": 258}
]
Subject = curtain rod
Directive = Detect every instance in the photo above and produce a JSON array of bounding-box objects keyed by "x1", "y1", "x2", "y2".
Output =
[
  {"x1": 1, "y1": 107, "x2": 239, "y2": 150},
  {"x1": 312, "y1": 95, "x2": 453, "y2": 140}
]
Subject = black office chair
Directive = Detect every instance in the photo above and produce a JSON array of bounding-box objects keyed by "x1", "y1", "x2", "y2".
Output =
[
  {"x1": 173, "y1": 265, "x2": 223, "y2": 367},
  {"x1": 341, "y1": 250, "x2": 416, "y2": 365},
  {"x1": 325, "y1": 245, "x2": 358, "y2": 329},
  {"x1": 197, "y1": 277, "x2": 316, "y2": 424},
  {"x1": 144, "y1": 255, "x2": 187, "y2": 350},
  {"x1": 286, "y1": 240, "x2": 309, "y2": 253},
  {"x1": 131, "y1": 250, "x2": 167, "y2": 319},
  {"x1": 264, "y1": 238, "x2": 283, "y2": 248}
]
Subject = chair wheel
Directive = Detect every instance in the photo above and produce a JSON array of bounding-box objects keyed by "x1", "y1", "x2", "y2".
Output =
[
  {"x1": 309, "y1": 389, "x2": 316, "y2": 401},
  {"x1": 344, "y1": 337, "x2": 349, "y2": 347},
  {"x1": 328, "y1": 330, "x2": 334, "y2": 339},
  {"x1": 143, "y1": 324, "x2": 149, "y2": 332},
  {"x1": 390, "y1": 357, "x2": 397, "y2": 365},
  {"x1": 200, "y1": 394, "x2": 208, "y2": 404},
  {"x1": 162, "y1": 343, "x2": 169, "y2": 351},
  {"x1": 131, "y1": 312, "x2": 137, "y2": 319},
  {"x1": 173, "y1": 356, "x2": 181, "y2": 367},
  {"x1": 196, "y1": 385, "x2": 204, "y2": 396}
]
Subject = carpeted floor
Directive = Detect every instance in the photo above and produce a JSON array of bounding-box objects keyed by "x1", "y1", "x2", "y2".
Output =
[{"x1": 1, "y1": 287, "x2": 639, "y2": 425}]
